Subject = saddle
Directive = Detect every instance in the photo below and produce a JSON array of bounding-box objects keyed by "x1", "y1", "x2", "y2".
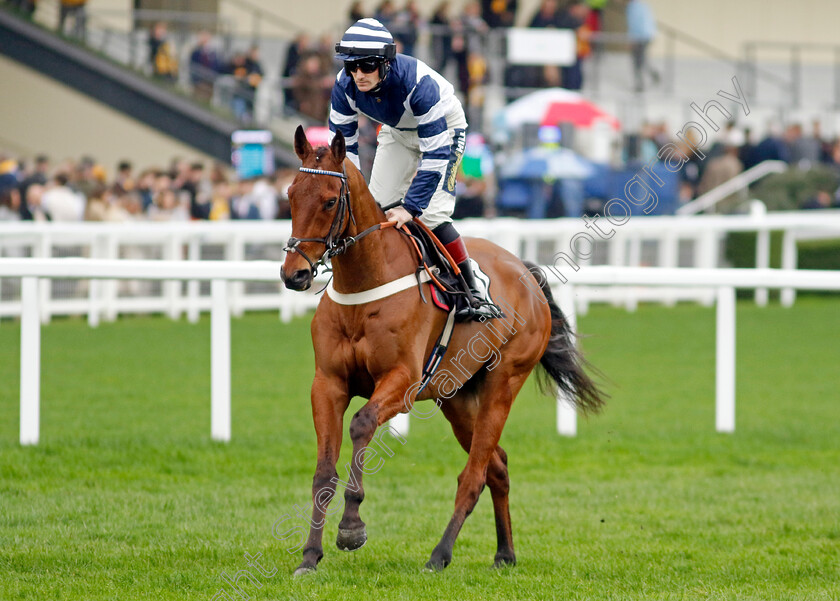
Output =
[{"x1": 399, "y1": 221, "x2": 476, "y2": 321}]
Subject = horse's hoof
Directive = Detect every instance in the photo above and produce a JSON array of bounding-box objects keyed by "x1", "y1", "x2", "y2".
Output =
[
  {"x1": 336, "y1": 526, "x2": 367, "y2": 551},
  {"x1": 293, "y1": 565, "x2": 316, "y2": 577},
  {"x1": 424, "y1": 552, "x2": 451, "y2": 571},
  {"x1": 493, "y1": 554, "x2": 516, "y2": 568}
]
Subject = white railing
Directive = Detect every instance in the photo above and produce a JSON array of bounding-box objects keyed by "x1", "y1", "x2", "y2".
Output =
[
  {"x1": 2, "y1": 211, "x2": 840, "y2": 322},
  {"x1": 676, "y1": 161, "x2": 789, "y2": 215},
  {"x1": 3, "y1": 258, "x2": 839, "y2": 445}
]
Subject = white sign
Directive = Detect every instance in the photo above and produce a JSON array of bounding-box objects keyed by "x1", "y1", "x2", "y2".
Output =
[{"x1": 507, "y1": 28, "x2": 576, "y2": 66}]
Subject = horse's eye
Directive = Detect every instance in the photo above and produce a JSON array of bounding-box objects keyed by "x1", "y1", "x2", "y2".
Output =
[{"x1": 324, "y1": 197, "x2": 338, "y2": 210}]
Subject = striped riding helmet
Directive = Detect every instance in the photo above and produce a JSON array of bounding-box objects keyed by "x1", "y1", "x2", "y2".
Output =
[{"x1": 334, "y1": 18, "x2": 397, "y2": 61}]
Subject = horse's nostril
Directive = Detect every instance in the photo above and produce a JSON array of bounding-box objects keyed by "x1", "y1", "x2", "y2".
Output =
[{"x1": 284, "y1": 269, "x2": 312, "y2": 290}]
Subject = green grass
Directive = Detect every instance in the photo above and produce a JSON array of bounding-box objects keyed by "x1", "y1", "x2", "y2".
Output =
[{"x1": 1, "y1": 298, "x2": 839, "y2": 600}]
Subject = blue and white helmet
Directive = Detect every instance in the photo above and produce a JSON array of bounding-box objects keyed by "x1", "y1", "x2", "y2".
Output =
[{"x1": 334, "y1": 18, "x2": 397, "y2": 61}]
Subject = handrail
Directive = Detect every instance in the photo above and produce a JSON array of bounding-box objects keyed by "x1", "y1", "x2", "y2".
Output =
[
  {"x1": 742, "y1": 39, "x2": 840, "y2": 108},
  {"x1": 676, "y1": 161, "x2": 789, "y2": 215}
]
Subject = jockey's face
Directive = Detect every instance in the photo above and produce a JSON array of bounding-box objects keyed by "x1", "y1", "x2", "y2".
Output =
[{"x1": 347, "y1": 60, "x2": 382, "y2": 92}]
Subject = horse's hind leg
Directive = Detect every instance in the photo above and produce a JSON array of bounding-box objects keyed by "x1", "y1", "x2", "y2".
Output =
[
  {"x1": 441, "y1": 398, "x2": 516, "y2": 568},
  {"x1": 428, "y1": 370, "x2": 528, "y2": 570}
]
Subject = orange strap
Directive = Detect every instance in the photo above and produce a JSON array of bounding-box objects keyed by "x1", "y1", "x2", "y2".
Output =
[{"x1": 410, "y1": 220, "x2": 462, "y2": 276}]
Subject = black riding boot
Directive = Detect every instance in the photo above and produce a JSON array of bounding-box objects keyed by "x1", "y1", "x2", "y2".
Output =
[{"x1": 456, "y1": 259, "x2": 500, "y2": 320}]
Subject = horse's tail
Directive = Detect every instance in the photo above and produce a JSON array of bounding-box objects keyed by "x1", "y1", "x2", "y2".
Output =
[{"x1": 524, "y1": 261, "x2": 607, "y2": 415}]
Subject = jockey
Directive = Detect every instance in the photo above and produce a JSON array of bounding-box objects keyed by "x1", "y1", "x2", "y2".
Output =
[{"x1": 328, "y1": 18, "x2": 498, "y2": 319}]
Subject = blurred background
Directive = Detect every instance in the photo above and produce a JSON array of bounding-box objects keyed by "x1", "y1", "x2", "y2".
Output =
[{"x1": 3, "y1": 0, "x2": 840, "y2": 225}]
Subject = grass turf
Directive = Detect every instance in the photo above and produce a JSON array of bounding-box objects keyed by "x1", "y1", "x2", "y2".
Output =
[{"x1": 1, "y1": 298, "x2": 838, "y2": 600}]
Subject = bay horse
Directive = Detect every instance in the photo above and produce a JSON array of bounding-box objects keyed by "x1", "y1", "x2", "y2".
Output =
[{"x1": 280, "y1": 126, "x2": 604, "y2": 575}]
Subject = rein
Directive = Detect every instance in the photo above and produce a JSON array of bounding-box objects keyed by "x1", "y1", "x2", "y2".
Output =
[{"x1": 284, "y1": 166, "x2": 394, "y2": 277}]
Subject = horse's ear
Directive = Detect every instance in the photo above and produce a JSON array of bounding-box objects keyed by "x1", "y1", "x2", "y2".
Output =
[
  {"x1": 294, "y1": 125, "x2": 313, "y2": 161},
  {"x1": 330, "y1": 130, "x2": 346, "y2": 165}
]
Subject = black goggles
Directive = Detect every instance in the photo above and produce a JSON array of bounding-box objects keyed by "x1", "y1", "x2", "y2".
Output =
[{"x1": 344, "y1": 58, "x2": 382, "y2": 75}]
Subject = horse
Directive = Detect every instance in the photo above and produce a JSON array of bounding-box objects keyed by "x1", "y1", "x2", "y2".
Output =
[{"x1": 280, "y1": 125, "x2": 605, "y2": 575}]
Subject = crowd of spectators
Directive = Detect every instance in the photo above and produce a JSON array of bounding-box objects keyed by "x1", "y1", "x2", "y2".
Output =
[
  {"x1": 633, "y1": 120, "x2": 840, "y2": 210},
  {"x1": 145, "y1": 22, "x2": 265, "y2": 124},
  {"x1": 0, "y1": 154, "x2": 300, "y2": 223}
]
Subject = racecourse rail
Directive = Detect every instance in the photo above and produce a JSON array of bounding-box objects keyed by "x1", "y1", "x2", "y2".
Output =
[
  {"x1": 2, "y1": 258, "x2": 839, "y2": 446},
  {"x1": 2, "y1": 207, "x2": 840, "y2": 323}
]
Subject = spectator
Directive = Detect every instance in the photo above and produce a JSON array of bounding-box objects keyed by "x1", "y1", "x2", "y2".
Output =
[
  {"x1": 229, "y1": 46, "x2": 263, "y2": 123},
  {"x1": 42, "y1": 173, "x2": 85, "y2": 221},
  {"x1": 696, "y1": 131, "x2": 744, "y2": 211},
  {"x1": 374, "y1": 0, "x2": 397, "y2": 29},
  {"x1": 530, "y1": 0, "x2": 562, "y2": 28},
  {"x1": 754, "y1": 122, "x2": 790, "y2": 164},
  {"x1": 557, "y1": 1, "x2": 591, "y2": 90},
  {"x1": 292, "y1": 52, "x2": 332, "y2": 122},
  {"x1": 113, "y1": 160, "x2": 134, "y2": 194},
  {"x1": 529, "y1": 0, "x2": 563, "y2": 88},
  {"x1": 392, "y1": 1, "x2": 421, "y2": 57},
  {"x1": 149, "y1": 22, "x2": 178, "y2": 82},
  {"x1": 230, "y1": 180, "x2": 262, "y2": 219},
  {"x1": 348, "y1": 1, "x2": 365, "y2": 24},
  {"x1": 148, "y1": 188, "x2": 189, "y2": 221},
  {"x1": 209, "y1": 181, "x2": 232, "y2": 221},
  {"x1": 180, "y1": 162, "x2": 212, "y2": 219},
  {"x1": 0, "y1": 157, "x2": 21, "y2": 221},
  {"x1": 18, "y1": 154, "x2": 49, "y2": 219},
  {"x1": 451, "y1": 1, "x2": 488, "y2": 105},
  {"x1": 22, "y1": 184, "x2": 48, "y2": 221},
  {"x1": 282, "y1": 33, "x2": 311, "y2": 112},
  {"x1": 481, "y1": 0, "x2": 517, "y2": 28},
  {"x1": 189, "y1": 30, "x2": 222, "y2": 102},
  {"x1": 787, "y1": 123, "x2": 821, "y2": 168},
  {"x1": 801, "y1": 190, "x2": 834, "y2": 210},
  {"x1": 738, "y1": 127, "x2": 759, "y2": 171},
  {"x1": 430, "y1": 2, "x2": 453, "y2": 73},
  {"x1": 58, "y1": 0, "x2": 87, "y2": 41},
  {"x1": 135, "y1": 169, "x2": 156, "y2": 211},
  {"x1": 626, "y1": 0, "x2": 659, "y2": 92},
  {"x1": 8, "y1": 0, "x2": 37, "y2": 18}
]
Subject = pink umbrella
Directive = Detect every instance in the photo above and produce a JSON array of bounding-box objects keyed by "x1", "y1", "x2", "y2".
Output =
[
  {"x1": 502, "y1": 88, "x2": 620, "y2": 131},
  {"x1": 541, "y1": 101, "x2": 621, "y2": 130}
]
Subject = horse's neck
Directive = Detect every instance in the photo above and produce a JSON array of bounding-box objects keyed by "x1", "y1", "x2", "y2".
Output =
[{"x1": 330, "y1": 168, "x2": 414, "y2": 294}]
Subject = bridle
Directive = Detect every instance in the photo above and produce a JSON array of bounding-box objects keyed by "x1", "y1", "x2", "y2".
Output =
[{"x1": 284, "y1": 166, "x2": 393, "y2": 277}]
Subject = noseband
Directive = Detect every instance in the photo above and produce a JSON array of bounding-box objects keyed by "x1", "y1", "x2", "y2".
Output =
[{"x1": 284, "y1": 166, "x2": 392, "y2": 278}]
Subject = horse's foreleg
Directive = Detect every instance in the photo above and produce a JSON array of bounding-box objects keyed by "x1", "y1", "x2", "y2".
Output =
[
  {"x1": 294, "y1": 373, "x2": 349, "y2": 576},
  {"x1": 427, "y1": 371, "x2": 526, "y2": 571},
  {"x1": 337, "y1": 369, "x2": 412, "y2": 551}
]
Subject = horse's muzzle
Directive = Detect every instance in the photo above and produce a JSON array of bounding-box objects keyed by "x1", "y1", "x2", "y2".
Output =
[{"x1": 281, "y1": 268, "x2": 313, "y2": 291}]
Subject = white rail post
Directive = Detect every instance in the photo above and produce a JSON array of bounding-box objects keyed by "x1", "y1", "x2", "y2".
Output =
[
  {"x1": 165, "y1": 235, "x2": 181, "y2": 320},
  {"x1": 715, "y1": 286, "x2": 736, "y2": 433},
  {"x1": 752, "y1": 199, "x2": 770, "y2": 307},
  {"x1": 104, "y1": 235, "x2": 119, "y2": 321},
  {"x1": 780, "y1": 231, "x2": 797, "y2": 307},
  {"x1": 556, "y1": 283, "x2": 577, "y2": 437},
  {"x1": 37, "y1": 233, "x2": 51, "y2": 324},
  {"x1": 660, "y1": 231, "x2": 678, "y2": 307},
  {"x1": 20, "y1": 276, "x2": 41, "y2": 445},
  {"x1": 187, "y1": 237, "x2": 201, "y2": 324},
  {"x1": 755, "y1": 229, "x2": 770, "y2": 306},
  {"x1": 88, "y1": 235, "x2": 103, "y2": 328},
  {"x1": 211, "y1": 279, "x2": 231, "y2": 442}
]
